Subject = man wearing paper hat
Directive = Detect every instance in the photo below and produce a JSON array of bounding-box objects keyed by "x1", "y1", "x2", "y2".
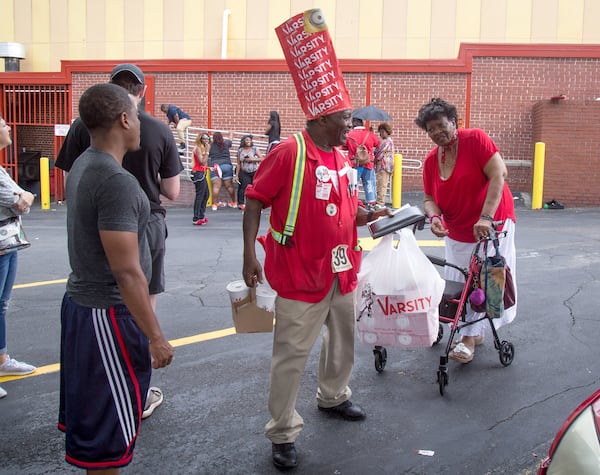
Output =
[{"x1": 242, "y1": 9, "x2": 390, "y2": 471}]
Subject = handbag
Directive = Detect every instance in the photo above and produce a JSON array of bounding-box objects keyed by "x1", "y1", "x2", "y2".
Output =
[
  {"x1": 470, "y1": 236, "x2": 515, "y2": 317},
  {"x1": 0, "y1": 216, "x2": 31, "y2": 255}
]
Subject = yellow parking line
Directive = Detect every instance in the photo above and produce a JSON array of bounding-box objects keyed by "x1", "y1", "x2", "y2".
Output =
[
  {"x1": 170, "y1": 327, "x2": 237, "y2": 346},
  {"x1": 0, "y1": 363, "x2": 61, "y2": 382},
  {"x1": 0, "y1": 329, "x2": 239, "y2": 383},
  {"x1": 13, "y1": 278, "x2": 67, "y2": 289},
  {"x1": 4, "y1": 238, "x2": 444, "y2": 383}
]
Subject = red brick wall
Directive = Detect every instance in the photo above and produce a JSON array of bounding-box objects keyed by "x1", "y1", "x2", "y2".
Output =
[
  {"x1": 368, "y1": 72, "x2": 468, "y2": 190},
  {"x1": 153, "y1": 73, "x2": 209, "y2": 125},
  {"x1": 532, "y1": 100, "x2": 600, "y2": 207},
  {"x1": 469, "y1": 57, "x2": 600, "y2": 193},
  {"x1": 62, "y1": 52, "x2": 600, "y2": 207},
  {"x1": 71, "y1": 73, "x2": 110, "y2": 115},
  {"x1": 15, "y1": 125, "x2": 54, "y2": 161}
]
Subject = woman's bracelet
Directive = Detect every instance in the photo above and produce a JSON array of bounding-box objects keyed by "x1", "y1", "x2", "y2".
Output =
[
  {"x1": 429, "y1": 214, "x2": 442, "y2": 224},
  {"x1": 480, "y1": 214, "x2": 494, "y2": 222}
]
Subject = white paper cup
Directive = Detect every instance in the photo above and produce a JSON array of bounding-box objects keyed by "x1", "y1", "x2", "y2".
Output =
[
  {"x1": 255, "y1": 286, "x2": 277, "y2": 313},
  {"x1": 226, "y1": 280, "x2": 250, "y2": 303}
]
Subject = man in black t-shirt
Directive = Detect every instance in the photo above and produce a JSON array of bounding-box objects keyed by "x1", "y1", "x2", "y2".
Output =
[{"x1": 56, "y1": 63, "x2": 183, "y2": 420}]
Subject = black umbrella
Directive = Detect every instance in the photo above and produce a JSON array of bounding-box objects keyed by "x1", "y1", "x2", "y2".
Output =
[{"x1": 352, "y1": 105, "x2": 392, "y2": 122}]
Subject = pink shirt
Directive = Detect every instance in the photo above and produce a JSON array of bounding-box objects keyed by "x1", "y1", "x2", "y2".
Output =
[{"x1": 422, "y1": 128, "x2": 516, "y2": 243}]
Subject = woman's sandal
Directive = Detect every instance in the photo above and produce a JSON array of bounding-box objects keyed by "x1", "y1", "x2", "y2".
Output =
[
  {"x1": 450, "y1": 335, "x2": 484, "y2": 351},
  {"x1": 448, "y1": 342, "x2": 474, "y2": 364}
]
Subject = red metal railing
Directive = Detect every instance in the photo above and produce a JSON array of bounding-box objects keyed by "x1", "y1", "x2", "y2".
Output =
[{"x1": 1, "y1": 83, "x2": 69, "y2": 201}]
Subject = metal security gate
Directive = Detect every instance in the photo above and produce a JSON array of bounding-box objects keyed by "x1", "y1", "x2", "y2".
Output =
[{"x1": 0, "y1": 81, "x2": 70, "y2": 201}]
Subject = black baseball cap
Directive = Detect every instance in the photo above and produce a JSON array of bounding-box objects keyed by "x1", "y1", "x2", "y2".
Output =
[{"x1": 110, "y1": 63, "x2": 145, "y2": 85}]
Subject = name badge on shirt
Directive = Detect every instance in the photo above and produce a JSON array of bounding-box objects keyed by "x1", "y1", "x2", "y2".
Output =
[
  {"x1": 331, "y1": 244, "x2": 353, "y2": 273},
  {"x1": 316, "y1": 181, "x2": 332, "y2": 200}
]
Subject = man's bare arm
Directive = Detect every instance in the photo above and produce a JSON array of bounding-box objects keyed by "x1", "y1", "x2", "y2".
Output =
[{"x1": 100, "y1": 230, "x2": 173, "y2": 368}]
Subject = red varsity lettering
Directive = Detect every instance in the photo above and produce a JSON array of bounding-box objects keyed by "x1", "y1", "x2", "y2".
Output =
[{"x1": 376, "y1": 295, "x2": 433, "y2": 316}]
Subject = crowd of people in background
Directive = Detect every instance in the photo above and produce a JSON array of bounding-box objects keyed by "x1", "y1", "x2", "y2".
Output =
[
  {"x1": 184, "y1": 112, "x2": 397, "y2": 224},
  {"x1": 184, "y1": 111, "x2": 279, "y2": 221}
]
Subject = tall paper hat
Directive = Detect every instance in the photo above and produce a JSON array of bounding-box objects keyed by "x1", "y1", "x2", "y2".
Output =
[{"x1": 275, "y1": 9, "x2": 352, "y2": 119}]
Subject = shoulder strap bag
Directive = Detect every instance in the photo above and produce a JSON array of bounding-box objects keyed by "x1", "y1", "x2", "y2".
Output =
[{"x1": 0, "y1": 216, "x2": 31, "y2": 255}]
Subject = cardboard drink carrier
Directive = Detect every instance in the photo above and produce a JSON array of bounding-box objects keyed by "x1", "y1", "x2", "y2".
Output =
[{"x1": 231, "y1": 287, "x2": 274, "y2": 333}]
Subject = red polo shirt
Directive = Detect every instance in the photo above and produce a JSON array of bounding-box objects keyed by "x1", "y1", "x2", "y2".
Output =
[
  {"x1": 246, "y1": 130, "x2": 362, "y2": 303},
  {"x1": 422, "y1": 128, "x2": 516, "y2": 243}
]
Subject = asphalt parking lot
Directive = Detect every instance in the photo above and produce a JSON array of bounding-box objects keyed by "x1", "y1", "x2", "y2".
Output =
[{"x1": 1, "y1": 195, "x2": 600, "y2": 474}]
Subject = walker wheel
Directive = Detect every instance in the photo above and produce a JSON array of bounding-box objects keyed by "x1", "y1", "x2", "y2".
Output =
[
  {"x1": 433, "y1": 323, "x2": 444, "y2": 345},
  {"x1": 437, "y1": 369, "x2": 448, "y2": 396},
  {"x1": 373, "y1": 347, "x2": 387, "y2": 373},
  {"x1": 499, "y1": 341, "x2": 515, "y2": 367}
]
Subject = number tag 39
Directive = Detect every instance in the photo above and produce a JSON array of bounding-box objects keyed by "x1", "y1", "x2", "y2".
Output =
[{"x1": 331, "y1": 244, "x2": 352, "y2": 273}]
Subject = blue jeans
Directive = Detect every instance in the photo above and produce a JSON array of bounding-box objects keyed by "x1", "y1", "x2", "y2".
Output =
[
  {"x1": 209, "y1": 162, "x2": 234, "y2": 181},
  {"x1": 0, "y1": 252, "x2": 18, "y2": 355},
  {"x1": 357, "y1": 166, "x2": 376, "y2": 204}
]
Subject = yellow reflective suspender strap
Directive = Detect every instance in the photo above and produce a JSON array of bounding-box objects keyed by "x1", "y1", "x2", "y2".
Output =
[{"x1": 270, "y1": 133, "x2": 306, "y2": 246}]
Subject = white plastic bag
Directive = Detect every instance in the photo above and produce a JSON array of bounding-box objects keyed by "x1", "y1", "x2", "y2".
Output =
[{"x1": 356, "y1": 229, "x2": 445, "y2": 347}]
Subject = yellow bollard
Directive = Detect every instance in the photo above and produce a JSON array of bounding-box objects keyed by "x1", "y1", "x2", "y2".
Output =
[
  {"x1": 391, "y1": 153, "x2": 403, "y2": 209},
  {"x1": 532, "y1": 142, "x2": 545, "y2": 209},
  {"x1": 206, "y1": 170, "x2": 213, "y2": 206},
  {"x1": 39, "y1": 157, "x2": 50, "y2": 210}
]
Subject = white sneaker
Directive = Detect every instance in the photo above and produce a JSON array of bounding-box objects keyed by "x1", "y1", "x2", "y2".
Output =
[
  {"x1": 142, "y1": 387, "x2": 163, "y2": 419},
  {"x1": 0, "y1": 386, "x2": 6, "y2": 398},
  {"x1": 0, "y1": 356, "x2": 36, "y2": 376}
]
